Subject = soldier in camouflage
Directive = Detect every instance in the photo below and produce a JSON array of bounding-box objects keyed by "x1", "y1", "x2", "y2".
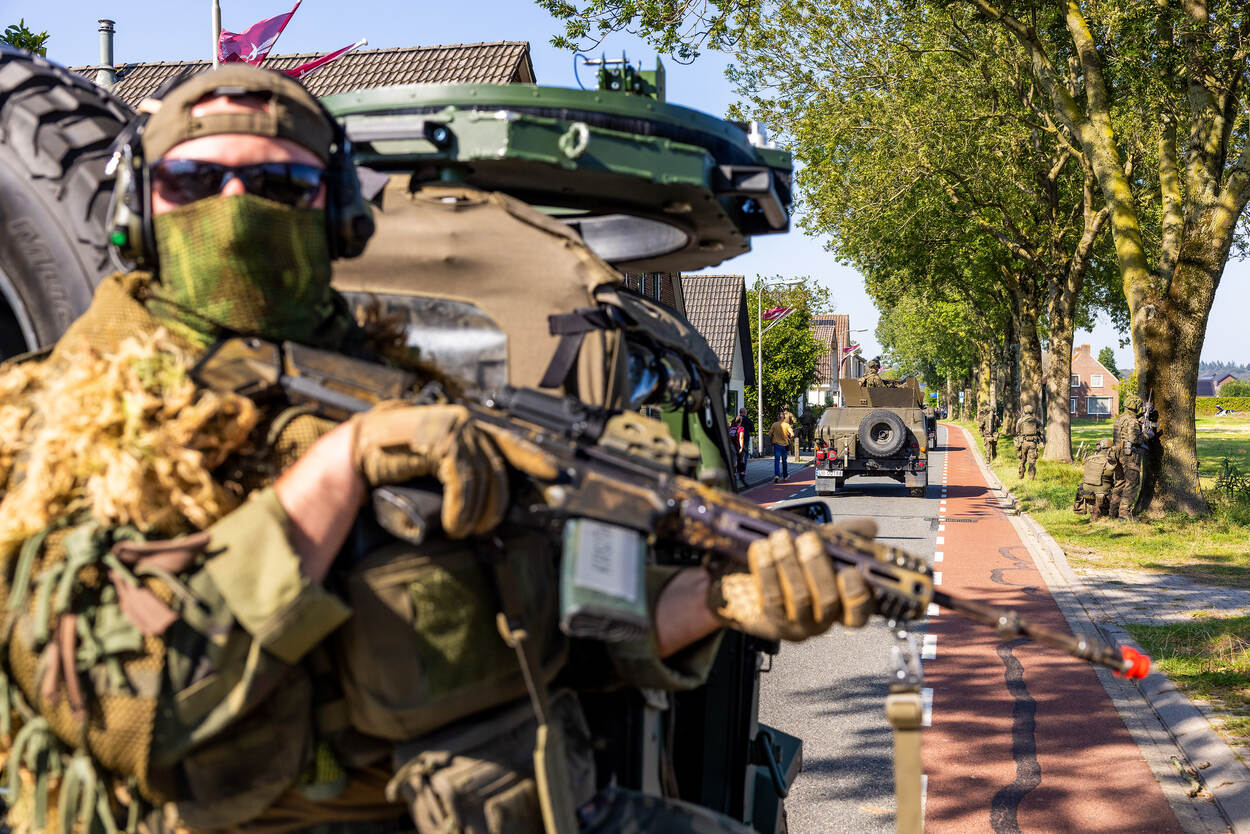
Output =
[
  {"x1": 1074, "y1": 439, "x2": 1120, "y2": 520},
  {"x1": 1014, "y1": 403, "x2": 1043, "y2": 480},
  {"x1": 859, "y1": 358, "x2": 901, "y2": 388},
  {"x1": 1112, "y1": 394, "x2": 1148, "y2": 520},
  {"x1": 977, "y1": 407, "x2": 999, "y2": 461},
  {"x1": 0, "y1": 64, "x2": 877, "y2": 834}
]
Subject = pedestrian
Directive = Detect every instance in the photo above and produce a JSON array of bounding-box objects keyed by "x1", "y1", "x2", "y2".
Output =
[
  {"x1": 770, "y1": 411, "x2": 795, "y2": 482},
  {"x1": 0, "y1": 63, "x2": 880, "y2": 833},
  {"x1": 729, "y1": 416, "x2": 748, "y2": 484},
  {"x1": 739, "y1": 407, "x2": 755, "y2": 458}
]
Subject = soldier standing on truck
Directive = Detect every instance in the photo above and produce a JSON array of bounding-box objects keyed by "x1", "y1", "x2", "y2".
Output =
[
  {"x1": 1075, "y1": 439, "x2": 1120, "y2": 520},
  {"x1": 1014, "y1": 403, "x2": 1043, "y2": 480},
  {"x1": 978, "y1": 407, "x2": 999, "y2": 461},
  {"x1": 859, "y1": 358, "x2": 902, "y2": 388}
]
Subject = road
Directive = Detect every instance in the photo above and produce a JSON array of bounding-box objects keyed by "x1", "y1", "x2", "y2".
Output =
[
  {"x1": 750, "y1": 429, "x2": 946, "y2": 834},
  {"x1": 748, "y1": 424, "x2": 1186, "y2": 833}
]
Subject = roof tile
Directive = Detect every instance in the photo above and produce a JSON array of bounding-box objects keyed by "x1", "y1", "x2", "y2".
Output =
[
  {"x1": 72, "y1": 41, "x2": 533, "y2": 108},
  {"x1": 682, "y1": 275, "x2": 747, "y2": 377}
]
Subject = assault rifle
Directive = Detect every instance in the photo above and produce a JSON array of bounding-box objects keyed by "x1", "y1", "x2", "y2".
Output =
[{"x1": 192, "y1": 337, "x2": 1150, "y2": 679}]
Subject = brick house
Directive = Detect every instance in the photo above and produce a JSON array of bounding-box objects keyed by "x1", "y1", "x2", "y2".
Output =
[
  {"x1": 681, "y1": 275, "x2": 755, "y2": 416},
  {"x1": 1069, "y1": 344, "x2": 1118, "y2": 418},
  {"x1": 1217, "y1": 373, "x2": 1239, "y2": 393},
  {"x1": 807, "y1": 314, "x2": 865, "y2": 408}
]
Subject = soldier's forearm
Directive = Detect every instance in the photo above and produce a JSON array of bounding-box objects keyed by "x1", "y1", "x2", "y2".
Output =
[
  {"x1": 655, "y1": 568, "x2": 722, "y2": 658},
  {"x1": 273, "y1": 422, "x2": 366, "y2": 583}
]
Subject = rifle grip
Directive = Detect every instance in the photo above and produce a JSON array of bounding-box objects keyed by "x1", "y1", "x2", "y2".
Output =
[{"x1": 372, "y1": 482, "x2": 443, "y2": 545}]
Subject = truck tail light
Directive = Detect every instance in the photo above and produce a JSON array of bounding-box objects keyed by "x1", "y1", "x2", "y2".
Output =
[
  {"x1": 917, "y1": 460, "x2": 926, "y2": 470},
  {"x1": 815, "y1": 450, "x2": 827, "y2": 461}
]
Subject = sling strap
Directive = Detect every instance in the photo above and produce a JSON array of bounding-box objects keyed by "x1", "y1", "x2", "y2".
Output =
[{"x1": 539, "y1": 306, "x2": 625, "y2": 390}]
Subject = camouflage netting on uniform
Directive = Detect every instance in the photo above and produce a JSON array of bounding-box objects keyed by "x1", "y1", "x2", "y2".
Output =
[{"x1": 0, "y1": 328, "x2": 261, "y2": 831}]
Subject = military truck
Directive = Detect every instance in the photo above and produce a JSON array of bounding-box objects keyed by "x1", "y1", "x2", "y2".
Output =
[{"x1": 815, "y1": 377, "x2": 930, "y2": 497}]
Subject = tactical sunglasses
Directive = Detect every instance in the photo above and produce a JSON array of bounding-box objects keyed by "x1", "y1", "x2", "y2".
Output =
[{"x1": 151, "y1": 159, "x2": 325, "y2": 208}]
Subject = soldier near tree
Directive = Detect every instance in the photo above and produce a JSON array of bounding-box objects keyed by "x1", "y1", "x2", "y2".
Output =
[
  {"x1": 1013, "y1": 403, "x2": 1043, "y2": 480},
  {"x1": 1112, "y1": 394, "x2": 1149, "y2": 520},
  {"x1": 1074, "y1": 439, "x2": 1120, "y2": 520},
  {"x1": 977, "y1": 407, "x2": 999, "y2": 461}
]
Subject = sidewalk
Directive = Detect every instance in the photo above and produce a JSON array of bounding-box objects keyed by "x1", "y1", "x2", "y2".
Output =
[
  {"x1": 950, "y1": 422, "x2": 1247, "y2": 833},
  {"x1": 739, "y1": 451, "x2": 813, "y2": 490}
]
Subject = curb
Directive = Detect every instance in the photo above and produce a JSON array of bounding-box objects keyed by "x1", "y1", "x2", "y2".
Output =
[{"x1": 952, "y1": 422, "x2": 1244, "y2": 834}]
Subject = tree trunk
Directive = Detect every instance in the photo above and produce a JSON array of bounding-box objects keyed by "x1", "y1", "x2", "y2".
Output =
[
  {"x1": 1044, "y1": 289, "x2": 1077, "y2": 462},
  {"x1": 1136, "y1": 241, "x2": 1221, "y2": 515},
  {"x1": 976, "y1": 350, "x2": 992, "y2": 414},
  {"x1": 1013, "y1": 295, "x2": 1044, "y2": 420}
]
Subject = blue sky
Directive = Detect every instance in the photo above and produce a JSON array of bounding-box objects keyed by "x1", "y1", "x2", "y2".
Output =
[{"x1": 10, "y1": 0, "x2": 1246, "y2": 365}]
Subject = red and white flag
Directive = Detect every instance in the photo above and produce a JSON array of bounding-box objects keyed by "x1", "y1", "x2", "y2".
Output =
[
  {"x1": 283, "y1": 39, "x2": 367, "y2": 81},
  {"x1": 218, "y1": 1, "x2": 302, "y2": 65},
  {"x1": 842, "y1": 342, "x2": 860, "y2": 354},
  {"x1": 762, "y1": 305, "x2": 793, "y2": 322}
]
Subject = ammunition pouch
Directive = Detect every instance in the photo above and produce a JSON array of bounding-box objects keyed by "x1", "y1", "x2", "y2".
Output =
[
  {"x1": 386, "y1": 690, "x2": 594, "y2": 834},
  {"x1": 332, "y1": 531, "x2": 566, "y2": 742}
]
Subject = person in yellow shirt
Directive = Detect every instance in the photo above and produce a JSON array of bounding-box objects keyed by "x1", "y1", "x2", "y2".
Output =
[{"x1": 770, "y1": 413, "x2": 796, "y2": 482}]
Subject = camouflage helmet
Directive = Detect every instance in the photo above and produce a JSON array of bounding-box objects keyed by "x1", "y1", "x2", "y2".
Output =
[
  {"x1": 1124, "y1": 393, "x2": 1143, "y2": 412},
  {"x1": 868, "y1": 359, "x2": 881, "y2": 370},
  {"x1": 1096, "y1": 438, "x2": 1111, "y2": 451},
  {"x1": 1023, "y1": 403, "x2": 1034, "y2": 414}
]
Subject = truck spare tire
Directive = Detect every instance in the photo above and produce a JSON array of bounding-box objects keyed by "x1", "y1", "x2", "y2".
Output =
[
  {"x1": 0, "y1": 47, "x2": 132, "y2": 358},
  {"x1": 857, "y1": 408, "x2": 907, "y2": 457}
]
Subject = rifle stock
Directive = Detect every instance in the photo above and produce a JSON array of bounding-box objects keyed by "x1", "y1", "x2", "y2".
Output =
[{"x1": 192, "y1": 337, "x2": 1150, "y2": 680}]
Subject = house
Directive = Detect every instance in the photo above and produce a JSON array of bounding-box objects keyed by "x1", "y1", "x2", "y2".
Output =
[
  {"x1": 73, "y1": 31, "x2": 535, "y2": 106},
  {"x1": 619, "y1": 273, "x2": 686, "y2": 318},
  {"x1": 1069, "y1": 344, "x2": 1119, "y2": 418},
  {"x1": 808, "y1": 314, "x2": 865, "y2": 408},
  {"x1": 681, "y1": 275, "x2": 755, "y2": 415},
  {"x1": 1197, "y1": 376, "x2": 1218, "y2": 397},
  {"x1": 1217, "y1": 373, "x2": 1239, "y2": 393}
]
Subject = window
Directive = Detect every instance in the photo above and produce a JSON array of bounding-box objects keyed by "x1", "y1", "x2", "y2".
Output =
[
  {"x1": 1070, "y1": 397, "x2": 1077, "y2": 414},
  {"x1": 1070, "y1": 374, "x2": 1080, "y2": 387},
  {"x1": 1091, "y1": 374, "x2": 1103, "y2": 388},
  {"x1": 1087, "y1": 396, "x2": 1112, "y2": 416}
]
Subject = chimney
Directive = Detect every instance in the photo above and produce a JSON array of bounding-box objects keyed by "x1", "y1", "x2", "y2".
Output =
[{"x1": 96, "y1": 19, "x2": 116, "y2": 88}]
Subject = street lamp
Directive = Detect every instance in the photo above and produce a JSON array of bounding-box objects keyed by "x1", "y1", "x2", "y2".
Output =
[{"x1": 756, "y1": 278, "x2": 803, "y2": 456}]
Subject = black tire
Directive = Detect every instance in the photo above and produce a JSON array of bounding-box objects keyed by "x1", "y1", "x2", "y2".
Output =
[
  {"x1": 0, "y1": 46, "x2": 133, "y2": 357},
  {"x1": 857, "y1": 408, "x2": 908, "y2": 456}
]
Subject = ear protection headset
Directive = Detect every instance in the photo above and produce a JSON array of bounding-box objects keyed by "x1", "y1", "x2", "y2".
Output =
[{"x1": 106, "y1": 79, "x2": 375, "y2": 270}]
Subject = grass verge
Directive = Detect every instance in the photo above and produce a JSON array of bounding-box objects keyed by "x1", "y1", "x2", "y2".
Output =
[
  {"x1": 1125, "y1": 616, "x2": 1250, "y2": 744},
  {"x1": 950, "y1": 418, "x2": 1250, "y2": 586}
]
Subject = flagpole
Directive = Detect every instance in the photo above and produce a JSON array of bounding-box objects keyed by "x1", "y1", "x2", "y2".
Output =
[{"x1": 211, "y1": 0, "x2": 221, "y2": 67}]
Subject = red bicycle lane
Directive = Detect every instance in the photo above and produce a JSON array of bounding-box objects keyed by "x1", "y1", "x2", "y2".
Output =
[{"x1": 923, "y1": 425, "x2": 1180, "y2": 833}]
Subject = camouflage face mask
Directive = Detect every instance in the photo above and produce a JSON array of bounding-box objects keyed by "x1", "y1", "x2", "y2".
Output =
[{"x1": 149, "y1": 193, "x2": 335, "y2": 348}]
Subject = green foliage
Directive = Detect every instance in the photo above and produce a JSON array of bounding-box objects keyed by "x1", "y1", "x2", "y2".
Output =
[
  {"x1": 1097, "y1": 347, "x2": 1120, "y2": 378},
  {"x1": 1221, "y1": 380, "x2": 1250, "y2": 397},
  {"x1": 534, "y1": 0, "x2": 752, "y2": 60},
  {"x1": 1196, "y1": 397, "x2": 1250, "y2": 416},
  {"x1": 1215, "y1": 458, "x2": 1250, "y2": 505},
  {"x1": 1125, "y1": 617, "x2": 1250, "y2": 743},
  {"x1": 743, "y1": 277, "x2": 826, "y2": 428},
  {"x1": 2, "y1": 19, "x2": 48, "y2": 56},
  {"x1": 1118, "y1": 371, "x2": 1139, "y2": 412}
]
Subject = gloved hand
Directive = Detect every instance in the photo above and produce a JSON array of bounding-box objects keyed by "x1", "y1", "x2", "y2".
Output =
[
  {"x1": 709, "y1": 519, "x2": 876, "y2": 641},
  {"x1": 350, "y1": 403, "x2": 508, "y2": 539}
]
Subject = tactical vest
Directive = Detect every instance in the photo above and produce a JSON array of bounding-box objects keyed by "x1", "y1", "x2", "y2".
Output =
[
  {"x1": 1082, "y1": 453, "x2": 1112, "y2": 490},
  {"x1": 1016, "y1": 416, "x2": 1041, "y2": 437}
]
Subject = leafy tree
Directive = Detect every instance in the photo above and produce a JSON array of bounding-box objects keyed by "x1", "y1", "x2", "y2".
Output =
[
  {"x1": 744, "y1": 277, "x2": 826, "y2": 441},
  {"x1": 1221, "y1": 380, "x2": 1250, "y2": 397},
  {"x1": 953, "y1": 1, "x2": 1250, "y2": 514},
  {"x1": 1098, "y1": 347, "x2": 1120, "y2": 378},
  {"x1": 2, "y1": 20, "x2": 49, "y2": 56},
  {"x1": 535, "y1": 0, "x2": 753, "y2": 60}
]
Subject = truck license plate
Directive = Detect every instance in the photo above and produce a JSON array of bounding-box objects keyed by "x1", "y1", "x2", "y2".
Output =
[{"x1": 823, "y1": 470, "x2": 843, "y2": 478}]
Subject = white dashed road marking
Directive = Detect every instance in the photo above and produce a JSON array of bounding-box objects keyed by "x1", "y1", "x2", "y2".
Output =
[
  {"x1": 934, "y1": 551, "x2": 944, "y2": 561},
  {"x1": 927, "y1": 603, "x2": 940, "y2": 617},
  {"x1": 921, "y1": 687, "x2": 933, "y2": 727},
  {"x1": 922, "y1": 634, "x2": 937, "y2": 659},
  {"x1": 934, "y1": 571, "x2": 943, "y2": 585},
  {"x1": 935, "y1": 536, "x2": 944, "y2": 545}
]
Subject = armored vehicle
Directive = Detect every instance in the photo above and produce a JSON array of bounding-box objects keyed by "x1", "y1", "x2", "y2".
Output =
[{"x1": 815, "y1": 377, "x2": 930, "y2": 497}]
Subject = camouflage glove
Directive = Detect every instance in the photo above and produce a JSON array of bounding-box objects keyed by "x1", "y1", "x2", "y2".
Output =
[
  {"x1": 350, "y1": 403, "x2": 508, "y2": 538},
  {"x1": 708, "y1": 520, "x2": 876, "y2": 641}
]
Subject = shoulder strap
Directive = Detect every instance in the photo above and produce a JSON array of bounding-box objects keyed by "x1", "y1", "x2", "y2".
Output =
[{"x1": 539, "y1": 306, "x2": 624, "y2": 390}]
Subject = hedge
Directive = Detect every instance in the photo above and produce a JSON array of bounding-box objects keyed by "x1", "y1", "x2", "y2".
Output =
[{"x1": 1196, "y1": 396, "x2": 1250, "y2": 416}]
